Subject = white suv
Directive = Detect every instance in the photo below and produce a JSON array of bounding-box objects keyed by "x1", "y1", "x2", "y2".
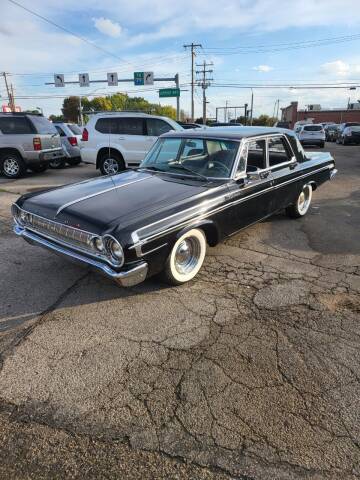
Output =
[
  {"x1": 296, "y1": 124, "x2": 325, "y2": 148},
  {"x1": 80, "y1": 112, "x2": 183, "y2": 175}
]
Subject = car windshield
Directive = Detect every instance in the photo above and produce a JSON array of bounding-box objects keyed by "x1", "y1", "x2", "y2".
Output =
[
  {"x1": 68, "y1": 124, "x2": 82, "y2": 135},
  {"x1": 140, "y1": 137, "x2": 239, "y2": 179}
]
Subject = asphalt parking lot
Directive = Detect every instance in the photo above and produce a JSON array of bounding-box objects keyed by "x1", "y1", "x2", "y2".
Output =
[{"x1": 0, "y1": 143, "x2": 359, "y2": 479}]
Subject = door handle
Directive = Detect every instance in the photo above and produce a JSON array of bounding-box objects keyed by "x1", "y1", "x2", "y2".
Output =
[
  {"x1": 260, "y1": 171, "x2": 270, "y2": 179},
  {"x1": 118, "y1": 137, "x2": 125, "y2": 140}
]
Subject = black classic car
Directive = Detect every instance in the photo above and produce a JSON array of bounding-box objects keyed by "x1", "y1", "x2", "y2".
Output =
[{"x1": 12, "y1": 127, "x2": 337, "y2": 286}]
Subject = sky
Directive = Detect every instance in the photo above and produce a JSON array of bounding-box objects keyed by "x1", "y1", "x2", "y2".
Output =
[{"x1": 1, "y1": 0, "x2": 360, "y2": 120}]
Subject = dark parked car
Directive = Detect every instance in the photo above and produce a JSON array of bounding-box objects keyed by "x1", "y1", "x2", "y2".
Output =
[
  {"x1": 335, "y1": 122, "x2": 360, "y2": 144},
  {"x1": 325, "y1": 124, "x2": 339, "y2": 142},
  {"x1": 210, "y1": 122, "x2": 243, "y2": 127},
  {"x1": 336, "y1": 124, "x2": 360, "y2": 145},
  {"x1": 12, "y1": 127, "x2": 337, "y2": 287},
  {"x1": 177, "y1": 122, "x2": 203, "y2": 129}
]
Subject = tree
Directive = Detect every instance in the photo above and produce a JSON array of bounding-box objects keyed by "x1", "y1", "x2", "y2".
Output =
[
  {"x1": 62, "y1": 96, "x2": 81, "y2": 122},
  {"x1": 49, "y1": 114, "x2": 64, "y2": 122}
]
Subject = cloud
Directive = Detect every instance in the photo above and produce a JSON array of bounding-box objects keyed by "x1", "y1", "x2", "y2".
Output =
[
  {"x1": 253, "y1": 65, "x2": 273, "y2": 72},
  {"x1": 93, "y1": 17, "x2": 122, "y2": 38},
  {"x1": 319, "y1": 60, "x2": 360, "y2": 77}
]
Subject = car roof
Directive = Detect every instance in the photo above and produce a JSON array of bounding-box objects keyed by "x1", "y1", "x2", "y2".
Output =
[{"x1": 161, "y1": 126, "x2": 296, "y2": 141}]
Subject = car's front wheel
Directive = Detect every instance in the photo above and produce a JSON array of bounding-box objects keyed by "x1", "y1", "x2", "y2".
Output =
[
  {"x1": 286, "y1": 184, "x2": 313, "y2": 218},
  {"x1": 161, "y1": 229, "x2": 207, "y2": 285},
  {"x1": 0, "y1": 152, "x2": 26, "y2": 178},
  {"x1": 99, "y1": 152, "x2": 125, "y2": 175}
]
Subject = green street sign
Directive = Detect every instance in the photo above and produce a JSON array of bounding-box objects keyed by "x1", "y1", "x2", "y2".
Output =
[
  {"x1": 134, "y1": 72, "x2": 144, "y2": 85},
  {"x1": 159, "y1": 88, "x2": 180, "y2": 98}
]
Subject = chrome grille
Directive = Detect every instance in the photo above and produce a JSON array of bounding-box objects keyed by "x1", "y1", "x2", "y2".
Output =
[{"x1": 14, "y1": 206, "x2": 94, "y2": 251}]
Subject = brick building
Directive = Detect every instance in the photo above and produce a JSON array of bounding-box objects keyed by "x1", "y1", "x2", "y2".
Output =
[{"x1": 281, "y1": 101, "x2": 360, "y2": 128}]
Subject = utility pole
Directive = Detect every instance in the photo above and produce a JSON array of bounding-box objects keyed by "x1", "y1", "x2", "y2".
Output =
[
  {"x1": 196, "y1": 61, "x2": 213, "y2": 125},
  {"x1": 250, "y1": 89, "x2": 254, "y2": 125},
  {"x1": 2, "y1": 72, "x2": 15, "y2": 111},
  {"x1": 275, "y1": 99, "x2": 280, "y2": 120},
  {"x1": 183, "y1": 43, "x2": 202, "y2": 122}
]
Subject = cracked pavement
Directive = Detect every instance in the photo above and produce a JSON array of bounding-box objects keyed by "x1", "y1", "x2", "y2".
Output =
[{"x1": 0, "y1": 144, "x2": 359, "y2": 479}]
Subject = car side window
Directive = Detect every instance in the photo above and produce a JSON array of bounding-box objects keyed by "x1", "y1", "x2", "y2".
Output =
[
  {"x1": 95, "y1": 118, "x2": 118, "y2": 134},
  {"x1": 246, "y1": 139, "x2": 266, "y2": 171},
  {"x1": 55, "y1": 126, "x2": 66, "y2": 136},
  {"x1": 0, "y1": 117, "x2": 34, "y2": 134},
  {"x1": 146, "y1": 119, "x2": 174, "y2": 136},
  {"x1": 268, "y1": 137, "x2": 292, "y2": 167},
  {"x1": 236, "y1": 143, "x2": 248, "y2": 175},
  {"x1": 117, "y1": 118, "x2": 144, "y2": 135}
]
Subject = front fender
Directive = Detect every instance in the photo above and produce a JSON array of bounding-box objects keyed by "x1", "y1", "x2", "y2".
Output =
[{"x1": 175, "y1": 219, "x2": 220, "y2": 247}]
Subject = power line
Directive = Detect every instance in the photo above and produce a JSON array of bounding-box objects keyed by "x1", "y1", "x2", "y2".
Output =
[
  {"x1": 7, "y1": 0, "x2": 133, "y2": 66},
  {"x1": 202, "y1": 33, "x2": 360, "y2": 55}
]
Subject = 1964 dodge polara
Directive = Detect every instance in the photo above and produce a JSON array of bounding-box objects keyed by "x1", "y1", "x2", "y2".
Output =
[{"x1": 12, "y1": 127, "x2": 337, "y2": 286}]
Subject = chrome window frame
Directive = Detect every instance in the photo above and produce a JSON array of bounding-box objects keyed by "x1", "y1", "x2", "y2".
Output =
[{"x1": 233, "y1": 133, "x2": 297, "y2": 180}]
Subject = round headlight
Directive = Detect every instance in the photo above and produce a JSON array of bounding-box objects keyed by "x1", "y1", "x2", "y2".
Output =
[
  {"x1": 109, "y1": 240, "x2": 123, "y2": 260},
  {"x1": 93, "y1": 237, "x2": 105, "y2": 252}
]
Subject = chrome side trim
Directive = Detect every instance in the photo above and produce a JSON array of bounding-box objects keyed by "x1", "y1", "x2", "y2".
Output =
[
  {"x1": 130, "y1": 164, "x2": 332, "y2": 253},
  {"x1": 330, "y1": 168, "x2": 338, "y2": 180},
  {"x1": 56, "y1": 176, "x2": 149, "y2": 216},
  {"x1": 14, "y1": 225, "x2": 148, "y2": 287}
]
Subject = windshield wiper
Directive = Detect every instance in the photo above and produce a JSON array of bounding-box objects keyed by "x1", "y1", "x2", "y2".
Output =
[
  {"x1": 168, "y1": 163, "x2": 208, "y2": 181},
  {"x1": 139, "y1": 165, "x2": 165, "y2": 172}
]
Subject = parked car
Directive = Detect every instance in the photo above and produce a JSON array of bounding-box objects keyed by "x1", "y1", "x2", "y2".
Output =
[
  {"x1": 275, "y1": 121, "x2": 290, "y2": 129},
  {"x1": 296, "y1": 124, "x2": 325, "y2": 148},
  {"x1": 338, "y1": 125, "x2": 360, "y2": 145},
  {"x1": 51, "y1": 122, "x2": 83, "y2": 168},
  {"x1": 325, "y1": 124, "x2": 339, "y2": 142},
  {"x1": 12, "y1": 126, "x2": 337, "y2": 287},
  {"x1": 335, "y1": 122, "x2": 360, "y2": 144},
  {"x1": 0, "y1": 113, "x2": 64, "y2": 178},
  {"x1": 210, "y1": 122, "x2": 244, "y2": 127},
  {"x1": 177, "y1": 122, "x2": 203, "y2": 129},
  {"x1": 80, "y1": 112, "x2": 183, "y2": 175}
]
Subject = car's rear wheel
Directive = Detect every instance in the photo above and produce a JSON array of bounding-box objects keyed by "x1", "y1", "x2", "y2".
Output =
[
  {"x1": 286, "y1": 184, "x2": 313, "y2": 218},
  {"x1": 99, "y1": 151, "x2": 125, "y2": 175},
  {"x1": 30, "y1": 164, "x2": 48, "y2": 173},
  {"x1": 67, "y1": 157, "x2": 81, "y2": 166},
  {"x1": 49, "y1": 158, "x2": 66, "y2": 169},
  {"x1": 0, "y1": 152, "x2": 26, "y2": 179},
  {"x1": 161, "y1": 229, "x2": 207, "y2": 285}
]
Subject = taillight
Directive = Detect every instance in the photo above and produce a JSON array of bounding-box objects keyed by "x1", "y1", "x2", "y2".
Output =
[
  {"x1": 82, "y1": 128, "x2": 88, "y2": 141},
  {"x1": 33, "y1": 137, "x2": 41, "y2": 151},
  {"x1": 68, "y1": 136, "x2": 78, "y2": 146}
]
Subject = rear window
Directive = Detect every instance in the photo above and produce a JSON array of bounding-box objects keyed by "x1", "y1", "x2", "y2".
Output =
[
  {"x1": 68, "y1": 124, "x2": 82, "y2": 135},
  {"x1": 0, "y1": 116, "x2": 35, "y2": 134},
  {"x1": 29, "y1": 116, "x2": 58, "y2": 134},
  {"x1": 303, "y1": 125, "x2": 323, "y2": 131}
]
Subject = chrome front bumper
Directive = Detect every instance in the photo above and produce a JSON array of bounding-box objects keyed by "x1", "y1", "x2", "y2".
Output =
[{"x1": 14, "y1": 225, "x2": 148, "y2": 287}]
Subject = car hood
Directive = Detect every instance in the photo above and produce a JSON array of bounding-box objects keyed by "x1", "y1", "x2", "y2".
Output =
[{"x1": 18, "y1": 170, "x2": 213, "y2": 234}]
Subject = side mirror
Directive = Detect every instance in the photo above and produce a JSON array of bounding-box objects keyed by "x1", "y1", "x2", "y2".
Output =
[
  {"x1": 289, "y1": 157, "x2": 298, "y2": 169},
  {"x1": 246, "y1": 170, "x2": 260, "y2": 181}
]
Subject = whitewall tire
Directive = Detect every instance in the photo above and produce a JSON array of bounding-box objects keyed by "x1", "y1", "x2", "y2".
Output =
[
  {"x1": 162, "y1": 229, "x2": 207, "y2": 285},
  {"x1": 286, "y1": 184, "x2": 313, "y2": 218}
]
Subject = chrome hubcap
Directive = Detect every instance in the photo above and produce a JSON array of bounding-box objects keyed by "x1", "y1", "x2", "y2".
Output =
[
  {"x1": 174, "y1": 237, "x2": 201, "y2": 275},
  {"x1": 103, "y1": 158, "x2": 119, "y2": 175},
  {"x1": 3, "y1": 157, "x2": 19, "y2": 176},
  {"x1": 298, "y1": 186, "x2": 311, "y2": 214}
]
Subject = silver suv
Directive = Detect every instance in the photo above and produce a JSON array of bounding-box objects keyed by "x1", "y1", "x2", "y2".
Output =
[{"x1": 0, "y1": 113, "x2": 64, "y2": 178}]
